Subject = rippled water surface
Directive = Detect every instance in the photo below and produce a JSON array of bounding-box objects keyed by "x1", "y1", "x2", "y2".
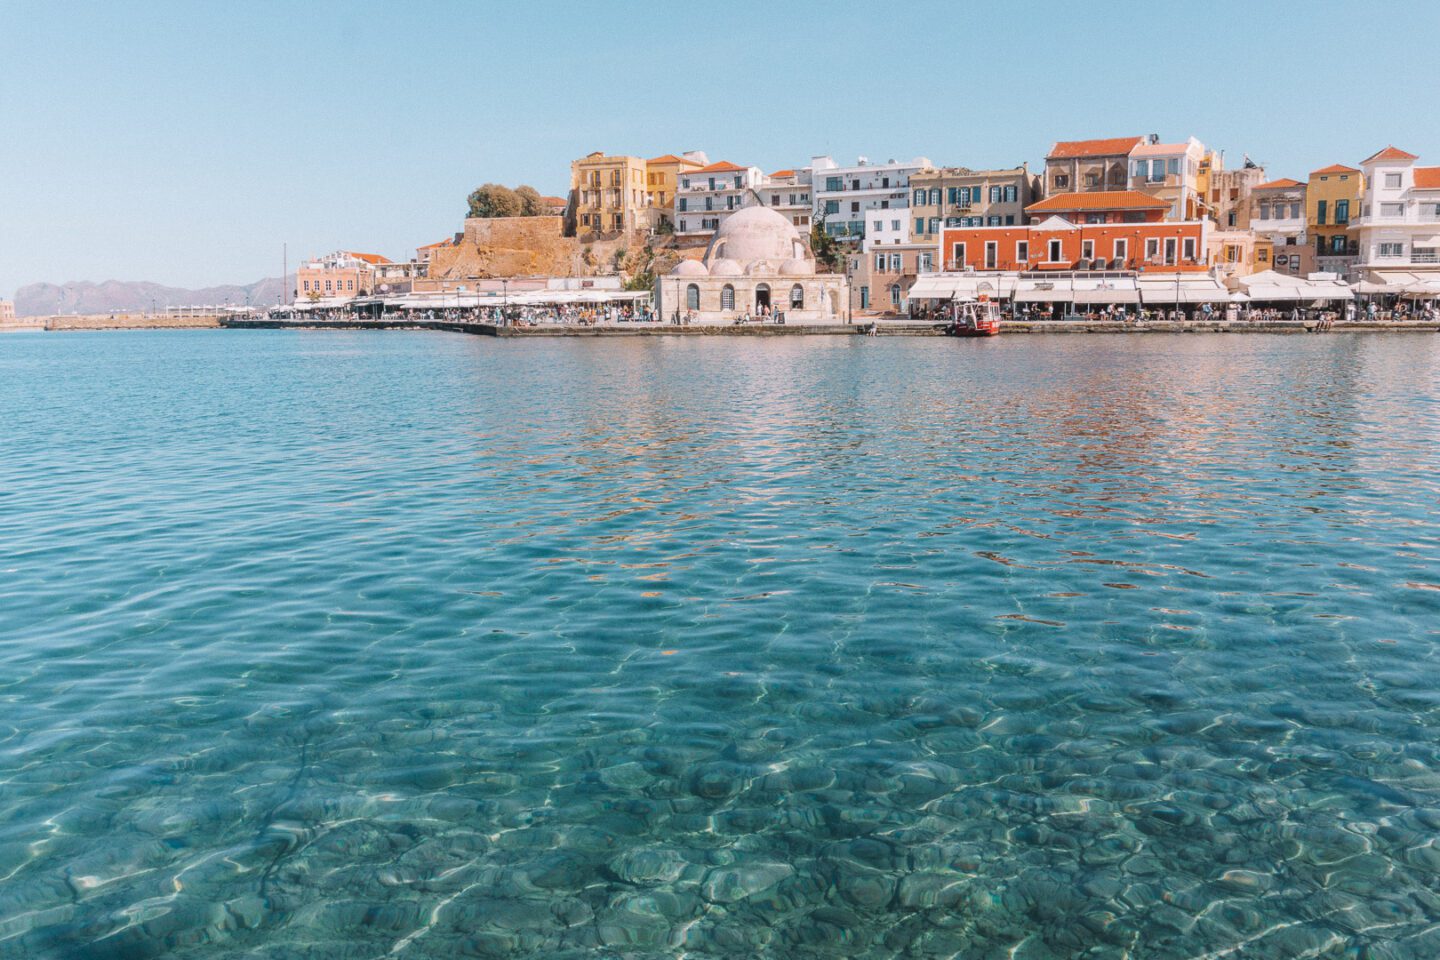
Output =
[{"x1": 3, "y1": 330, "x2": 1440, "y2": 958}]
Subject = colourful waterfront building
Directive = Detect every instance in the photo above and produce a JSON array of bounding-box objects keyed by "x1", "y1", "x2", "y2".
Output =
[
  {"x1": 940, "y1": 191, "x2": 1207, "y2": 273},
  {"x1": 848, "y1": 242, "x2": 936, "y2": 317},
  {"x1": 1127, "y1": 136, "x2": 1209, "y2": 220},
  {"x1": 570, "y1": 152, "x2": 647, "y2": 240},
  {"x1": 645, "y1": 153, "x2": 707, "y2": 231},
  {"x1": 1307, "y1": 164, "x2": 1363, "y2": 275},
  {"x1": 296, "y1": 251, "x2": 391, "y2": 302},
  {"x1": 1250, "y1": 178, "x2": 1311, "y2": 276},
  {"x1": 1043, "y1": 137, "x2": 1142, "y2": 196},
  {"x1": 1352, "y1": 146, "x2": 1440, "y2": 288},
  {"x1": 908, "y1": 165, "x2": 1037, "y2": 242},
  {"x1": 755, "y1": 169, "x2": 813, "y2": 233}
]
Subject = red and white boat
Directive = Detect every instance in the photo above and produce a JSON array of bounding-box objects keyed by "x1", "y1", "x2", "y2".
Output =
[{"x1": 947, "y1": 292, "x2": 1000, "y2": 337}]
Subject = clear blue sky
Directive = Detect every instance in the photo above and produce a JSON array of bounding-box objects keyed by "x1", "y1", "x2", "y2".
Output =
[{"x1": 3, "y1": 0, "x2": 1438, "y2": 293}]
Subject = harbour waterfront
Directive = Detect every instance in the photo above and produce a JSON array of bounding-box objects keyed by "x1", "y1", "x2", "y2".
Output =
[{"x1": 3, "y1": 330, "x2": 1440, "y2": 958}]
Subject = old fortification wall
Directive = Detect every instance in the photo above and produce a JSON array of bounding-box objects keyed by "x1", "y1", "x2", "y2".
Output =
[{"x1": 427, "y1": 217, "x2": 645, "y2": 280}]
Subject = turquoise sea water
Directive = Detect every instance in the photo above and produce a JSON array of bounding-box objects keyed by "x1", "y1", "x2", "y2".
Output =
[{"x1": 2, "y1": 329, "x2": 1440, "y2": 959}]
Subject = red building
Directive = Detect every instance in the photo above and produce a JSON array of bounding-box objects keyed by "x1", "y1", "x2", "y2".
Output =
[{"x1": 939, "y1": 191, "x2": 1209, "y2": 273}]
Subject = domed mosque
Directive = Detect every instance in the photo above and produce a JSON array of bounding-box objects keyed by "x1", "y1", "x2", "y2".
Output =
[{"x1": 657, "y1": 205, "x2": 848, "y2": 324}]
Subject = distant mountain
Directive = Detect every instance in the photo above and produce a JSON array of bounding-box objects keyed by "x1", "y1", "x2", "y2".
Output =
[{"x1": 14, "y1": 276, "x2": 295, "y2": 317}]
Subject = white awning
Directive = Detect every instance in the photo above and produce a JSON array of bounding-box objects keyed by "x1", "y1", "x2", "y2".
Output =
[
  {"x1": 907, "y1": 274, "x2": 1017, "y2": 300},
  {"x1": 1070, "y1": 277, "x2": 1140, "y2": 304},
  {"x1": 1138, "y1": 275, "x2": 1232, "y2": 304},
  {"x1": 1014, "y1": 278, "x2": 1073, "y2": 302},
  {"x1": 1234, "y1": 270, "x2": 1354, "y2": 302}
]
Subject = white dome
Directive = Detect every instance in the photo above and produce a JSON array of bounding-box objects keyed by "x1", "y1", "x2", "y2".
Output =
[
  {"x1": 708, "y1": 258, "x2": 742, "y2": 277},
  {"x1": 669, "y1": 259, "x2": 707, "y2": 277},
  {"x1": 704, "y1": 206, "x2": 805, "y2": 266},
  {"x1": 780, "y1": 258, "x2": 815, "y2": 276}
]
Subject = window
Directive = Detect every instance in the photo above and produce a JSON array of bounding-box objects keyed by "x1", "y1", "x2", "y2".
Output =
[
  {"x1": 875, "y1": 253, "x2": 886, "y2": 271},
  {"x1": 1016, "y1": 241, "x2": 1029, "y2": 263},
  {"x1": 1149, "y1": 164, "x2": 1165, "y2": 183},
  {"x1": 720, "y1": 284, "x2": 735, "y2": 310},
  {"x1": 1081, "y1": 239, "x2": 1094, "y2": 261},
  {"x1": 1385, "y1": 173, "x2": 1402, "y2": 188},
  {"x1": 790, "y1": 284, "x2": 804, "y2": 308},
  {"x1": 1164, "y1": 238, "x2": 1177, "y2": 265},
  {"x1": 984, "y1": 241, "x2": 997, "y2": 269},
  {"x1": 1085, "y1": 173, "x2": 1099, "y2": 187},
  {"x1": 678, "y1": 198, "x2": 688, "y2": 212},
  {"x1": 1053, "y1": 174, "x2": 1069, "y2": 189},
  {"x1": 873, "y1": 220, "x2": 883, "y2": 234},
  {"x1": 987, "y1": 216, "x2": 1001, "y2": 226},
  {"x1": 1259, "y1": 203, "x2": 1270, "y2": 220},
  {"x1": 890, "y1": 284, "x2": 901, "y2": 306},
  {"x1": 686, "y1": 284, "x2": 699, "y2": 310},
  {"x1": 1335, "y1": 199, "x2": 1349, "y2": 223},
  {"x1": 952, "y1": 242, "x2": 966, "y2": 265},
  {"x1": 733, "y1": 176, "x2": 742, "y2": 188},
  {"x1": 1145, "y1": 238, "x2": 1160, "y2": 261},
  {"x1": 1316, "y1": 200, "x2": 1327, "y2": 225},
  {"x1": 325, "y1": 280, "x2": 332, "y2": 290},
  {"x1": 929, "y1": 189, "x2": 941, "y2": 205},
  {"x1": 851, "y1": 202, "x2": 860, "y2": 213},
  {"x1": 1183, "y1": 237, "x2": 1197, "y2": 261},
  {"x1": 914, "y1": 189, "x2": 926, "y2": 205},
  {"x1": 928, "y1": 218, "x2": 939, "y2": 234},
  {"x1": 890, "y1": 253, "x2": 902, "y2": 271},
  {"x1": 891, "y1": 220, "x2": 901, "y2": 232},
  {"x1": 946, "y1": 187, "x2": 959, "y2": 205},
  {"x1": 707, "y1": 177, "x2": 716, "y2": 189},
  {"x1": 1257, "y1": 248, "x2": 1268, "y2": 262},
  {"x1": 851, "y1": 179, "x2": 861, "y2": 190},
  {"x1": 860, "y1": 286, "x2": 870, "y2": 309},
  {"x1": 824, "y1": 200, "x2": 839, "y2": 215},
  {"x1": 1004, "y1": 185, "x2": 1017, "y2": 203},
  {"x1": 1086, "y1": 213, "x2": 1105, "y2": 225},
  {"x1": 347, "y1": 280, "x2": 354, "y2": 290},
  {"x1": 990, "y1": 186, "x2": 1002, "y2": 203},
  {"x1": 1167, "y1": 158, "x2": 1180, "y2": 176},
  {"x1": 915, "y1": 218, "x2": 926, "y2": 235},
  {"x1": 302, "y1": 280, "x2": 310, "y2": 290},
  {"x1": 1133, "y1": 160, "x2": 1148, "y2": 177},
  {"x1": 1379, "y1": 242, "x2": 1404, "y2": 257},
  {"x1": 681, "y1": 178, "x2": 689, "y2": 189},
  {"x1": 1330, "y1": 235, "x2": 1347, "y2": 254},
  {"x1": 1047, "y1": 239, "x2": 1063, "y2": 262},
  {"x1": 1227, "y1": 211, "x2": 1236, "y2": 227},
  {"x1": 825, "y1": 176, "x2": 842, "y2": 192},
  {"x1": 920, "y1": 253, "x2": 933, "y2": 272},
  {"x1": 1382, "y1": 202, "x2": 1405, "y2": 218}
]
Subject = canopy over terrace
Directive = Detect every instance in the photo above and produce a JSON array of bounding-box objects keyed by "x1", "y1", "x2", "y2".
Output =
[
  {"x1": 1136, "y1": 274, "x2": 1230, "y2": 304},
  {"x1": 907, "y1": 274, "x2": 1018, "y2": 301},
  {"x1": 1233, "y1": 270, "x2": 1353, "y2": 302}
]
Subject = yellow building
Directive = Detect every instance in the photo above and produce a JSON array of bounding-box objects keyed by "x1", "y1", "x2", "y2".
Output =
[
  {"x1": 1307, "y1": 163, "x2": 1364, "y2": 270},
  {"x1": 645, "y1": 153, "x2": 707, "y2": 231},
  {"x1": 570, "y1": 151, "x2": 647, "y2": 239}
]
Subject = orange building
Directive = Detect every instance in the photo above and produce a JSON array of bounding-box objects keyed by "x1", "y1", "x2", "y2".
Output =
[{"x1": 296, "y1": 251, "x2": 391, "y2": 301}]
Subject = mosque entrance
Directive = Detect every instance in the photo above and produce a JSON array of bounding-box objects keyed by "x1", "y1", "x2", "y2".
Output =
[{"x1": 754, "y1": 284, "x2": 771, "y2": 312}]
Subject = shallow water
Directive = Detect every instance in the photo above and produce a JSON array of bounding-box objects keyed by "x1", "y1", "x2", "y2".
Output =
[{"x1": 2, "y1": 330, "x2": 1439, "y2": 958}]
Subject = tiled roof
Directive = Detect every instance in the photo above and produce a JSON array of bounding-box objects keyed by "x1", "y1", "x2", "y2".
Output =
[
  {"x1": 1310, "y1": 163, "x2": 1359, "y2": 176},
  {"x1": 1025, "y1": 190, "x2": 1168, "y2": 213},
  {"x1": 345, "y1": 252, "x2": 392, "y2": 264},
  {"x1": 1363, "y1": 145, "x2": 1419, "y2": 164},
  {"x1": 1413, "y1": 167, "x2": 1440, "y2": 190},
  {"x1": 1254, "y1": 178, "x2": 1305, "y2": 190},
  {"x1": 1047, "y1": 136, "x2": 1143, "y2": 159},
  {"x1": 770, "y1": 169, "x2": 796, "y2": 178},
  {"x1": 647, "y1": 154, "x2": 685, "y2": 164},
  {"x1": 1130, "y1": 142, "x2": 1190, "y2": 157},
  {"x1": 692, "y1": 160, "x2": 748, "y2": 173}
]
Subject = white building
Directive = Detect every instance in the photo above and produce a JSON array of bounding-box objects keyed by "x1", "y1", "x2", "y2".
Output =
[
  {"x1": 755, "y1": 168, "x2": 813, "y2": 234},
  {"x1": 811, "y1": 155, "x2": 931, "y2": 251},
  {"x1": 674, "y1": 161, "x2": 765, "y2": 240},
  {"x1": 656, "y1": 206, "x2": 847, "y2": 324},
  {"x1": 1352, "y1": 145, "x2": 1440, "y2": 287}
]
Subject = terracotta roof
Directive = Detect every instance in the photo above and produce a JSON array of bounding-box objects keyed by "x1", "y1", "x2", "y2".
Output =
[
  {"x1": 1310, "y1": 163, "x2": 1359, "y2": 176},
  {"x1": 647, "y1": 154, "x2": 685, "y2": 164},
  {"x1": 344, "y1": 251, "x2": 392, "y2": 264},
  {"x1": 769, "y1": 169, "x2": 796, "y2": 178},
  {"x1": 692, "y1": 160, "x2": 748, "y2": 174},
  {"x1": 1363, "y1": 145, "x2": 1419, "y2": 164},
  {"x1": 416, "y1": 239, "x2": 452, "y2": 250},
  {"x1": 1047, "y1": 136, "x2": 1143, "y2": 159},
  {"x1": 1130, "y1": 142, "x2": 1190, "y2": 157},
  {"x1": 1025, "y1": 190, "x2": 1168, "y2": 213},
  {"x1": 1413, "y1": 167, "x2": 1440, "y2": 190},
  {"x1": 1254, "y1": 178, "x2": 1305, "y2": 190}
]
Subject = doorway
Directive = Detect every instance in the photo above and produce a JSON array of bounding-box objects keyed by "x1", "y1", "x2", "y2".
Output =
[{"x1": 755, "y1": 284, "x2": 771, "y2": 311}]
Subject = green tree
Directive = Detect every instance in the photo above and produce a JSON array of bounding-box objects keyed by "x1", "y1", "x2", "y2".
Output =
[
  {"x1": 810, "y1": 214, "x2": 844, "y2": 273},
  {"x1": 467, "y1": 183, "x2": 522, "y2": 219},
  {"x1": 515, "y1": 185, "x2": 544, "y2": 217}
]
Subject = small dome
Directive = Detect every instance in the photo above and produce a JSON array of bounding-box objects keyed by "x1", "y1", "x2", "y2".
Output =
[
  {"x1": 703, "y1": 206, "x2": 803, "y2": 266},
  {"x1": 708, "y1": 258, "x2": 742, "y2": 276},
  {"x1": 780, "y1": 258, "x2": 815, "y2": 276},
  {"x1": 669, "y1": 259, "x2": 707, "y2": 277}
]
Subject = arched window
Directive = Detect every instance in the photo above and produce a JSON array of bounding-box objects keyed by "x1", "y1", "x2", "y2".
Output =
[
  {"x1": 721, "y1": 284, "x2": 735, "y2": 310},
  {"x1": 686, "y1": 284, "x2": 699, "y2": 310},
  {"x1": 790, "y1": 284, "x2": 804, "y2": 308},
  {"x1": 890, "y1": 284, "x2": 901, "y2": 307}
]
